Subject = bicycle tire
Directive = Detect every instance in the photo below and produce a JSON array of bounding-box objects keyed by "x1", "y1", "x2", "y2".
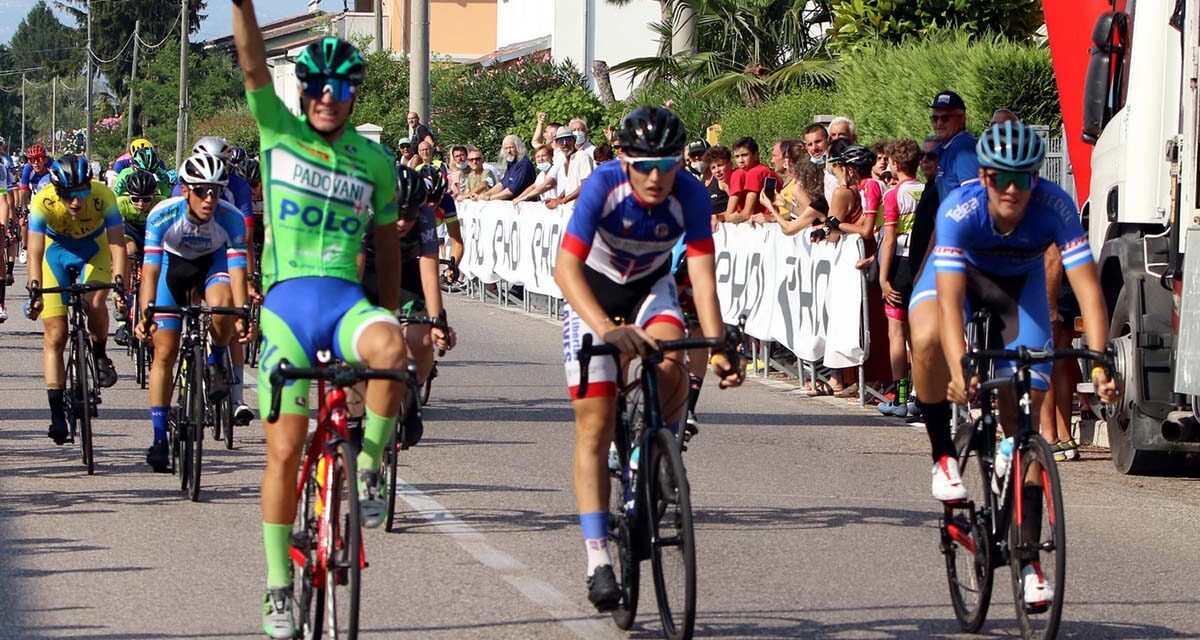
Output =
[
  {"x1": 187, "y1": 343, "x2": 205, "y2": 502},
  {"x1": 295, "y1": 471, "x2": 324, "y2": 639},
  {"x1": 420, "y1": 365, "x2": 434, "y2": 406},
  {"x1": 74, "y1": 329, "x2": 95, "y2": 475},
  {"x1": 943, "y1": 420, "x2": 995, "y2": 632},
  {"x1": 647, "y1": 426, "x2": 696, "y2": 640},
  {"x1": 383, "y1": 424, "x2": 401, "y2": 533},
  {"x1": 609, "y1": 475, "x2": 640, "y2": 629},
  {"x1": 63, "y1": 341, "x2": 79, "y2": 444},
  {"x1": 322, "y1": 440, "x2": 361, "y2": 639},
  {"x1": 1009, "y1": 435, "x2": 1066, "y2": 640},
  {"x1": 222, "y1": 350, "x2": 235, "y2": 449}
]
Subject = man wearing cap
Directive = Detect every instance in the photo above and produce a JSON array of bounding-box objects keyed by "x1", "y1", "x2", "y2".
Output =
[
  {"x1": 531, "y1": 128, "x2": 596, "y2": 210},
  {"x1": 686, "y1": 139, "x2": 710, "y2": 181},
  {"x1": 929, "y1": 90, "x2": 980, "y2": 201},
  {"x1": 396, "y1": 137, "x2": 418, "y2": 167}
]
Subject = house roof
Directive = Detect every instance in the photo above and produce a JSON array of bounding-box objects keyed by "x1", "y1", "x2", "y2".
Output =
[
  {"x1": 206, "y1": 11, "x2": 328, "y2": 57},
  {"x1": 466, "y1": 35, "x2": 552, "y2": 67}
]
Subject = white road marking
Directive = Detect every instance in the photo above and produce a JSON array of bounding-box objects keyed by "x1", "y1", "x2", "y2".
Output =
[{"x1": 395, "y1": 477, "x2": 625, "y2": 640}]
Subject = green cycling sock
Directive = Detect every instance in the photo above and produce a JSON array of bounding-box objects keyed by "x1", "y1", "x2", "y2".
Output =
[
  {"x1": 263, "y1": 522, "x2": 292, "y2": 588},
  {"x1": 356, "y1": 407, "x2": 397, "y2": 484}
]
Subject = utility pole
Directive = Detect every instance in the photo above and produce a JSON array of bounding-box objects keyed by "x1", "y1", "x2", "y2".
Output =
[
  {"x1": 51, "y1": 79, "x2": 57, "y2": 154},
  {"x1": 127, "y1": 20, "x2": 141, "y2": 143},
  {"x1": 20, "y1": 73, "x2": 26, "y2": 152},
  {"x1": 175, "y1": 0, "x2": 188, "y2": 167},
  {"x1": 409, "y1": 0, "x2": 430, "y2": 123},
  {"x1": 85, "y1": 0, "x2": 93, "y2": 158},
  {"x1": 374, "y1": 0, "x2": 384, "y2": 53}
]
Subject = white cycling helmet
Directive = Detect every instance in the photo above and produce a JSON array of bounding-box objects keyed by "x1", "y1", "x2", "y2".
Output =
[
  {"x1": 179, "y1": 152, "x2": 229, "y2": 186},
  {"x1": 192, "y1": 136, "x2": 232, "y2": 161}
]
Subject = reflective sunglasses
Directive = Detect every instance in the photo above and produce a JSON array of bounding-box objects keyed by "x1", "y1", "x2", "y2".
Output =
[
  {"x1": 189, "y1": 185, "x2": 222, "y2": 200},
  {"x1": 984, "y1": 170, "x2": 1036, "y2": 191},
  {"x1": 627, "y1": 156, "x2": 682, "y2": 174},
  {"x1": 300, "y1": 76, "x2": 358, "y2": 102},
  {"x1": 130, "y1": 195, "x2": 156, "y2": 205},
  {"x1": 57, "y1": 187, "x2": 91, "y2": 201}
]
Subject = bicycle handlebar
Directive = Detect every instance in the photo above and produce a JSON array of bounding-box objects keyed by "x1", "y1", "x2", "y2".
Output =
[
  {"x1": 266, "y1": 358, "x2": 418, "y2": 422},
  {"x1": 962, "y1": 346, "x2": 1113, "y2": 371},
  {"x1": 143, "y1": 304, "x2": 250, "y2": 324},
  {"x1": 396, "y1": 314, "x2": 450, "y2": 332},
  {"x1": 575, "y1": 319, "x2": 745, "y2": 397}
]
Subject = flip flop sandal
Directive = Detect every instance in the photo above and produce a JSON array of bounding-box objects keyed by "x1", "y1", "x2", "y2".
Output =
[
  {"x1": 805, "y1": 379, "x2": 834, "y2": 397},
  {"x1": 835, "y1": 383, "x2": 860, "y2": 398}
]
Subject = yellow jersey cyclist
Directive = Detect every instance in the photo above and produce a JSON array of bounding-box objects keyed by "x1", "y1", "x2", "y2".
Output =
[
  {"x1": 136, "y1": 153, "x2": 249, "y2": 472},
  {"x1": 232, "y1": 3, "x2": 410, "y2": 636},
  {"x1": 360, "y1": 165, "x2": 458, "y2": 446},
  {"x1": 556, "y1": 106, "x2": 743, "y2": 610},
  {"x1": 24, "y1": 154, "x2": 127, "y2": 445},
  {"x1": 113, "y1": 170, "x2": 165, "y2": 346}
]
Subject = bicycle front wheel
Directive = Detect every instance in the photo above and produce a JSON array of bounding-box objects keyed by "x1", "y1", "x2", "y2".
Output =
[
  {"x1": 187, "y1": 344, "x2": 205, "y2": 502},
  {"x1": 1009, "y1": 435, "x2": 1066, "y2": 640},
  {"x1": 647, "y1": 427, "x2": 696, "y2": 640},
  {"x1": 74, "y1": 330, "x2": 95, "y2": 475},
  {"x1": 322, "y1": 440, "x2": 362, "y2": 639},
  {"x1": 609, "y1": 478, "x2": 640, "y2": 630},
  {"x1": 383, "y1": 422, "x2": 402, "y2": 533},
  {"x1": 943, "y1": 422, "x2": 994, "y2": 632}
]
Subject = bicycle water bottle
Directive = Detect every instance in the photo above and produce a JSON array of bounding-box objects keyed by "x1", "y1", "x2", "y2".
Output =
[{"x1": 992, "y1": 437, "x2": 1014, "y2": 495}]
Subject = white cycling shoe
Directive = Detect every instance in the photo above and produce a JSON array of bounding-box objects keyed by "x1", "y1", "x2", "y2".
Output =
[
  {"x1": 1020, "y1": 563, "x2": 1054, "y2": 612},
  {"x1": 931, "y1": 455, "x2": 969, "y2": 502}
]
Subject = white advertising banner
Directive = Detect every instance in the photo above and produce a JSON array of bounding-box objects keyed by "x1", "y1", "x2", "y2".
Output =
[{"x1": 456, "y1": 200, "x2": 866, "y2": 367}]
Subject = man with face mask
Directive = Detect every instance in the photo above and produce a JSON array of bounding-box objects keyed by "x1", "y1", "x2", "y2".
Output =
[
  {"x1": 685, "y1": 139, "x2": 710, "y2": 181},
  {"x1": 480, "y1": 135, "x2": 535, "y2": 201},
  {"x1": 525, "y1": 129, "x2": 596, "y2": 209},
  {"x1": 568, "y1": 118, "x2": 596, "y2": 161},
  {"x1": 448, "y1": 144, "x2": 468, "y2": 198}
]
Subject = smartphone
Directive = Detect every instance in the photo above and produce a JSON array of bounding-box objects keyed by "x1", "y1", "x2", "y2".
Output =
[{"x1": 763, "y1": 176, "x2": 778, "y2": 200}]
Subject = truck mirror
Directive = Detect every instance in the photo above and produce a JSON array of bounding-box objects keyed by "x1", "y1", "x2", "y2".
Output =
[{"x1": 1082, "y1": 11, "x2": 1130, "y2": 145}]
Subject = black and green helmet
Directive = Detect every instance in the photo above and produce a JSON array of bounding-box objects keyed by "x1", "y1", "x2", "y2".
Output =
[{"x1": 294, "y1": 37, "x2": 367, "y2": 84}]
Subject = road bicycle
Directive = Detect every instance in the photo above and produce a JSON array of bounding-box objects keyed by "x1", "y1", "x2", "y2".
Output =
[
  {"x1": 378, "y1": 314, "x2": 450, "y2": 532},
  {"x1": 417, "y1": 309, "x2": 449, "y2": 407},
  {"x1": 267, "y1": 353, "x2": 415, "y2": 639},
  {"x1": 121, "y1": 252, "x2": 150, "y2": 389},
  {"x1": 941, "y1": 310, "x2": 1112, "y2": 640},
  {"x1": 576, "y1": 321, "x2": 744, "y2": 640},
  {"x1": 144, "y1": 303, "x2": 247, "y2": 501},
  {"x1": 245, "y1": 270, "x2": 263, "y2": 369},
  {"x1": 33, "y1": 272, "x2": 122, "y2": 475}
]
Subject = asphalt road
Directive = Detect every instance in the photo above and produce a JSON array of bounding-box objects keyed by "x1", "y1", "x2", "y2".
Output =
[{"x1": 1, "y1": 265, "x2": 1198, "y2": 640}]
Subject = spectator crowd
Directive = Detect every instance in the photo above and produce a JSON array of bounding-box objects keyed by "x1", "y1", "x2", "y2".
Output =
[{"x1": 404, "y1": 90, "x2": 1077, "y2": 452}]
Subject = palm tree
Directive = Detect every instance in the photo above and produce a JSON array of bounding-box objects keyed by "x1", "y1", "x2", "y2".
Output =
[{"x1": 606, "y1": 0, "x2": 836, "y2": 105}]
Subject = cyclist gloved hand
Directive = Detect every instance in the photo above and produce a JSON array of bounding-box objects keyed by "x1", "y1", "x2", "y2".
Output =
[{"x1": 709, "y1": 351, "x2": 743, "y2": 389}]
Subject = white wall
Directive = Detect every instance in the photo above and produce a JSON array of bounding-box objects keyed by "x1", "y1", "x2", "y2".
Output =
[
  {"x1": 496, "y1": 0, "x2": 554, "y2": 49},
  {"x1": 551, "y1": 0, "x2": 660, "y2": 101},
  {"x1": 270, "y1": 60, "x2": 301, "y2": 116}
]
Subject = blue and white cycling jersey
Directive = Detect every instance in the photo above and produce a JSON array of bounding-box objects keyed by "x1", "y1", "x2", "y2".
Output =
[
  {"x1": 561, "y1": 160, "x2": 714, "y2": 284},
  {"x1": 930, "y1": 180, "x2": 1092, "y2": 278},
  {"x1": 143, "y1": 196, "x2": 247, "y2": 269}
]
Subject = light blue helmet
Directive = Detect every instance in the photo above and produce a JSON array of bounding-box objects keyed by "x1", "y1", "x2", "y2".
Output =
[{"x1": 976, "y1": 121, "x2": 1045, "y2": 172}]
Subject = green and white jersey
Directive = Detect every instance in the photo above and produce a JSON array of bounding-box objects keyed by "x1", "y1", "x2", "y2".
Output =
[{"x1": 247, "y1": 84, "x2": 398, "y2": 292}]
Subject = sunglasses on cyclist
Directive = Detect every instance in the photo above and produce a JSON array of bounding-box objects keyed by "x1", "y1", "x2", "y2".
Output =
[
  {"x1": 626, "y1": 157, "x2": 682, "y2": 174},
  {"x1": 984, "y1": 170, "x2": 1037, "y2": 191},
  {"x1": 130, "y1": 195, "x2": 156, "y2": 205},
  {"x1": 189, "y1": 185, "x2": 222, "y2": 200},
  {"x1": 57, "y1": 187, "x2": 91, "y2": 201},
  {"x1": 300, "y1": 76, "x2": 358, "y2": 102}
]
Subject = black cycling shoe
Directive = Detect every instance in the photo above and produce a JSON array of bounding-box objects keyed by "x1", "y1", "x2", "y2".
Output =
[
  {"x1": 4, "y1": 272, "x2": 14, "y2": 287},
  {"x1": 145, "y1": 440, "x2": 170, "y2": 473},
  {"x1": 234, "y1": 403, "x2": 254, "y2": 426},
  {"x1": 95, "y1": 356, "x2": 118, "y2": 388},
  {"x1": 400, "y1": 406, "x2": 424, "y2": 449},
  {"x1": 207, "y1": 363, "x2": 230, "y2": 401},
  {"x1": 586, "y1": 565, "x2": 621, "y2": 612},
  {"x1": 113, "y1": 323, "x2": 130, "y2": 347},
  {"x1": 47, "y1": 421, "x2": 69, "y2": 446}
]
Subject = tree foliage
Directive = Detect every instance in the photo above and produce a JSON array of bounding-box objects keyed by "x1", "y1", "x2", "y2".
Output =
[
  {"x1": 506, "y1": 86, "x2": 605, "y2": 145},
  {"x1": 827, "y1": 0, "x2": 1044, "y2": 52},
  {"x1": 10, "y1": 1, "x2": 84, "y2": 78},
  {"x1": 57, "y1": 0, "x2": 207, "y2": 96}
]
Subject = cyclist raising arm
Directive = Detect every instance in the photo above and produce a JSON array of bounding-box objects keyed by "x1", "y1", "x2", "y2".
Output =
[
  {"x1": 25, "y1": 154, "x2": 127, "y2": 444},
  {"x1": 232, "y1": 2, "x2": 409, "y2": 637},
  {"x1": 555, "y1": 106, "x2": 742, "y2": 611}
]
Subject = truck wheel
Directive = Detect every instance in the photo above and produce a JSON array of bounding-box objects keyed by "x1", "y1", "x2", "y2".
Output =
[{"x1": 1106, "y1": 286, "x2": 1175, "y2": 475}]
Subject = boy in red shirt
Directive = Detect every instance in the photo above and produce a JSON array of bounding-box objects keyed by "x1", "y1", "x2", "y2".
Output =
[{"x1": 716, "y1": 137, "x2": 780, "y2": 227}]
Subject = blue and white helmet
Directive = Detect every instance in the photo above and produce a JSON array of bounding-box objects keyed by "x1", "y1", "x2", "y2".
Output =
[{"x1": 976, "y1": 121, "x2": 1045, "y2": 172}]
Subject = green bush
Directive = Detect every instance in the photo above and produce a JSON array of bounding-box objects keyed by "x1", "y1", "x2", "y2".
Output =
[
  {"x1": 620, "y1": 79, "x2": 740, "y2": 143},
  {"x1": 505, "y1": 85, "x2": 605, "y2": 146},
  {"x1": 828, "y1": 0, "x2": 1044, "y2": 52},
  {"x1": 716, "y1": 89, "x2": 836, "y2": 146},
  {"x1": 194, "y1": 105, "x2": 260, "y2": 156}
]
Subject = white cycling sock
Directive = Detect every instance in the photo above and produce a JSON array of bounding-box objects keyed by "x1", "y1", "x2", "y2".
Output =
[{"x1": 585, "y1": 538, "x2": 611, "y2": 576}]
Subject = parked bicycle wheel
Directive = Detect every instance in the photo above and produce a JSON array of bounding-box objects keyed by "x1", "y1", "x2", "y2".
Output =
[
  {"x1": 943, "y1": 422, "x2": 995, "y2": 633},
  {"x1": 321, "y1": 440, "x2": 362, "y2": 638},
  {"x1": 648, "y1": 426, "x2": 696, "y2": 640},
  {"x1": 1009, "y1": 436, "x2": 1066, "y2": 640}
]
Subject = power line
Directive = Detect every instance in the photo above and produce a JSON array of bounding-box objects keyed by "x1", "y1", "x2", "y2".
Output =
[
  {"x1": 89, "y1": 31, "x2": 136, "y2": 66},
  {"x1": 137, "y1": 11, "x2": 182, "y2": 52}
]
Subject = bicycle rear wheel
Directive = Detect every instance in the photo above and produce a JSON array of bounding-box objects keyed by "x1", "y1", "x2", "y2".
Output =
[
  {"x1": 187, "y1": 343, "x2": 205, "y2": 502},
  {"x1": 74, "y1": 330, "x2": 95, "y2": 475},
  {"x1": 322, "y1": 440, "x2": 362, "y2": 639},
  {"x1": 295, "y1": 470, "x2": 324, "y2": 639},
  {"x1": 383, "y1": 422, "x2": 402, "y2": 532},
  {"x1": 943, "y1": 421, "x2": 995, "y2": 632},
  {"x1": 647, "y1": 426, "x2": 696, "y2": 640},
  {"x1": 1009, "y1": 435, "x2": 1066, "y2": 640}
]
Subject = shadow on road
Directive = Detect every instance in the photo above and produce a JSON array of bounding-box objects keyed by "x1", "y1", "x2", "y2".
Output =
[{"x1": 695, "y1": 503, "x2": 938, "y2": 531}]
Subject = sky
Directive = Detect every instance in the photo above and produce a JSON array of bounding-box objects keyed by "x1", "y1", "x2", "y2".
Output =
[{"x1": 0, "y1": 0, "x2": 344, "y2": 46}]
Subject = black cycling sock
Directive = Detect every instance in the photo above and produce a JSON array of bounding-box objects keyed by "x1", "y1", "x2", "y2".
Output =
[
  {"x1": 1019, "y1": 485, "x2": 1044, "y2": 563},
  {"x1": 92, "y1": 339, "x2": 107, "y2": 361},
  {"x1": 0, "y1": 283, "x2": 6, "y2": 305},
  {"x1": 918, "y1": 400, "x2": 955, "y2": 461},
  {"x1": 687, "y1": 375, "x2": 704, "y2": 413},
  {"x1": 47, "y1": 388, "x2": 66, "y2": 425}
]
